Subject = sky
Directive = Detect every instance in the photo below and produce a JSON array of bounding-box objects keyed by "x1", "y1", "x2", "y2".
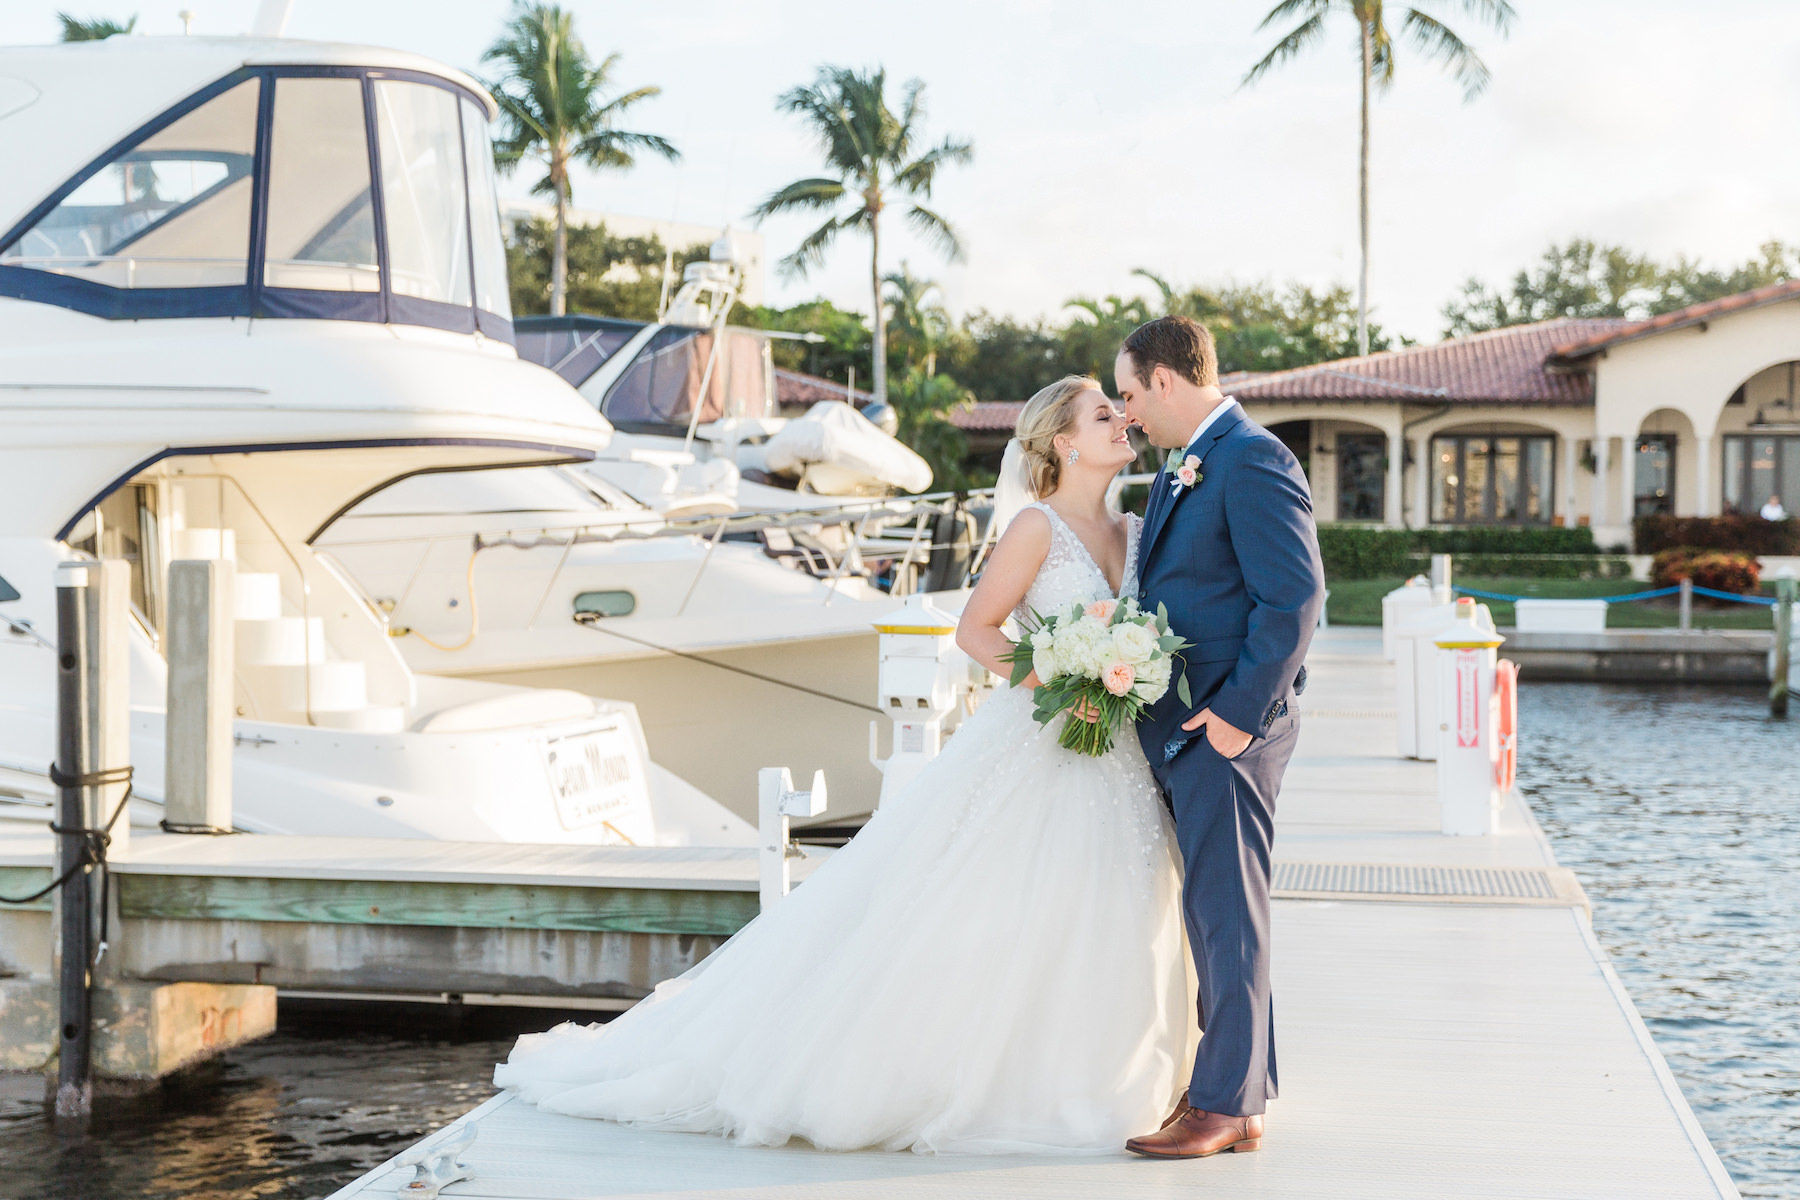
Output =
[{"x1": 5, "y1": 0, "x2": 1798, "y2": 342}]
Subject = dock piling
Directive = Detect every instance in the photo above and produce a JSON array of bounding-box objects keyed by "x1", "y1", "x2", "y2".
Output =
[
  {"x1": 1430, "y1": 553, "x2": 1453, "y2": 604},
  {"x1": 1679, "y1": 578, "x2": 1693, "y2": 631},
  {"x1": 164, "y1": 559, "x2": 236, "y2": 833},
  {"x1": 1771, "y1": 571, "x2": 1794, "y2": 718},
  {"x1": 51, "y1": 560, "x2": 129, "y2": 1130}
]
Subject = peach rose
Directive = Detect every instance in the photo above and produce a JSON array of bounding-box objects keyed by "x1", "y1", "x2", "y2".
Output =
[
  {"x1": 1102, "y1": 661, "x2": 1136, "y2": 696},
  {"x1": 1085, "y1": 598, "x2": 1118, "y2": 621},
  {"x1": 1175, "y1": 464, "x2": 1198, "y2": 487}
]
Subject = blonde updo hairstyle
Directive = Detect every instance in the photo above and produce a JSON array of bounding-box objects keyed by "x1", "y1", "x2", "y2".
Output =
[{"x1": 1013, "y1": 375, "x2": 1103, "y2": 498}]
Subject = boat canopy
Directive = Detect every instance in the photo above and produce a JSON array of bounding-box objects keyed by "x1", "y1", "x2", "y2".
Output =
[{"x1": 0, "y1": 39, "x2": 511, "y2": 339}]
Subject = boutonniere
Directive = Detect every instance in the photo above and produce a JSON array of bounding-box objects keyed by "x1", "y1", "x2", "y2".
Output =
[{"x1": 1168, "y1": 453, "x2": 1203, "y2": 495}]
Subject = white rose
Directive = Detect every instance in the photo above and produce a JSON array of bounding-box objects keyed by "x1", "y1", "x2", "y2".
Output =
[
  {"x1": 1137, "y1": 654, "x2": 1172, "y2": 686},
  {"x1": 1111, "y1": 621, "x2": 1158, "y2": 663},
  {"x1": 1031, "y1": 644, "x2": 1061, "y2": 682}
]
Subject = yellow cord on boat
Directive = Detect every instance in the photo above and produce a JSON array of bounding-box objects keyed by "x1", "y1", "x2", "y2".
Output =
[{"x1": 403, "y1": 548, "x2": 480, "y2": 652}]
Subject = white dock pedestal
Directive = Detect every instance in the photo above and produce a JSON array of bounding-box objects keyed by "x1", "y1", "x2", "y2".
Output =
[{"x1": 758, "y1": 767, "x2": 826, "y2": 911}]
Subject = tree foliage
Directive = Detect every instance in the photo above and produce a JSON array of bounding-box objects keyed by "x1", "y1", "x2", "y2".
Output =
[
  {"x1": 481, "y1": 3, "x2": 677, "y2": 315},
  {"x1": 888, "y1": 369, "x2": 975, "y2": 490},
  {"x1": 1442, "y1": 239, "x2": 1799, "y2": 336},
  {"x1": 751, "y1": 66, "x2": 971, "y2": 404},
  {"x1": 57, "y1": 11, "x2": 136, "y2": 39},
  {"x1": 1243, "y1": 0, "x2": 1515, "y2": 355},
  {"x1": 505, "y1": 217, "x2": 709, "y2": 319},
  {"x1": 739, "y1": 299, "x2": 874, "y2": 387}
]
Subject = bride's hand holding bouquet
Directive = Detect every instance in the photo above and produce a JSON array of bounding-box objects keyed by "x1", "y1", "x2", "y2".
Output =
[{"x1": 1001, "y1": 597, "x2": 1192, "y2": 756}]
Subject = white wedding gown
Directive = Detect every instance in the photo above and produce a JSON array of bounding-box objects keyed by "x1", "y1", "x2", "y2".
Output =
[{"x1": 495, "y1": 503, "x2": 1195, "y2": 1154}]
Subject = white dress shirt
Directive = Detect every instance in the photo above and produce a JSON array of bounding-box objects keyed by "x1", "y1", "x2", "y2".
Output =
[{"x1": 1179, "y1": 397, "x2": 1239, "y2": 459}]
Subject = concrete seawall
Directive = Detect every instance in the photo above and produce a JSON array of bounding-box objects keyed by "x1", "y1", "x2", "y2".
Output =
[{"x1": 1502, "y1": 629, "x2": 1770, "y2": 683}]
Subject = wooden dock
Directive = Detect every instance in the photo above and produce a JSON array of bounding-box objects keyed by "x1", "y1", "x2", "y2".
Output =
[{"x1": 319, "y1": 628, "x2": 1738, "y2": 1199}]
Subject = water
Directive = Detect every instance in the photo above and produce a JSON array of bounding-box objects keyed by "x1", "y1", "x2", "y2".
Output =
[
  {"x1": 1520, "y1": 682, "x2": 1800, "y2": 1198},
  {"x1": 1, "y1": 685, "x2": 1793, "y2": 1198},
  {"x1": 0, "y1": 1004, "x2": 542, "y2": 1200}
]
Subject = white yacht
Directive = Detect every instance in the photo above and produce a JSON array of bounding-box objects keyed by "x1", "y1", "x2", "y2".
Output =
[
  {"x1": 0, "y1": 35, "x2": 752, "y2": 846},
  {"x1": 308, "y1": 252, "x2": 998, "y2": 826}
]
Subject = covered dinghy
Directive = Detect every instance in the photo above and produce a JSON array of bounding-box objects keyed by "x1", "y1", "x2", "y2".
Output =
[{"x1": 756, "y1": 401, "x2": 933, "y2": 496}]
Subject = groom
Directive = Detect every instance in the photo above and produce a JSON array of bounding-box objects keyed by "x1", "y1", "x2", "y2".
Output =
[{"x1": 1116, "y1": 316, "x2": 1325, "y2": 1158}]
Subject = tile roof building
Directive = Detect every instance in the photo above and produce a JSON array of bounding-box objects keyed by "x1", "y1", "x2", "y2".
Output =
[{"x1": 948, "y1": 286, "x2": 1800, "y2": 544}]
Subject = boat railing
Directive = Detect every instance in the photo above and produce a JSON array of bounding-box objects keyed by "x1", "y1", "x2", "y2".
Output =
[{"x1": 325, "y1": 489, "x2": 999, "y2": 643}]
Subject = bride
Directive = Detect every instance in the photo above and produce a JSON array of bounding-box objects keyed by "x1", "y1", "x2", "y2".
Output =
[{"x1": 494, "y1": 376, "x2": 1195, "y2": 1154}]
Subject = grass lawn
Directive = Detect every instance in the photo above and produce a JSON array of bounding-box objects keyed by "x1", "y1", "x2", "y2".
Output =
[{"x1": 1325, "y1": 576, "x2": 1780, "y2": 631}]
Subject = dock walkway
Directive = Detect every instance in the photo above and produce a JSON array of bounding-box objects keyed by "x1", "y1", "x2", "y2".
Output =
[{"x1": 322, "y1": 630, "x2": 1729, "y2": 1196}]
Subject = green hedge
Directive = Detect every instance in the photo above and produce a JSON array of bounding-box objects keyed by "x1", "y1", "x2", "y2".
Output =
[
  {"x1": 1403, "y1": 553, "x2": 1633, "y2": 580},
  {"x1": 1634, "y1": 514, "x2": 1800, "y2": 555},
  {"x1": 1320, "y1": 526, "x2": 1601, "y2": 579}
]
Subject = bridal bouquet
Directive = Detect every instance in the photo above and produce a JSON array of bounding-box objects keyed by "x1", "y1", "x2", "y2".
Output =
[{"x1": 1002, "y1": 598, "x2": 1192, "y2": 757}]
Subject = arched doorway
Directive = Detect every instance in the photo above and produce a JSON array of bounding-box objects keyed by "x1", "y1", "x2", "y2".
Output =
[{"x1": 1264, "y1": 418, "x2": 1393, "y2": 523}]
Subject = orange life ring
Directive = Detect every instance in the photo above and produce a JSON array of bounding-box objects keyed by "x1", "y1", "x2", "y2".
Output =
[{"x1": 1494, "y1": 658, "x2": 1518, "y2": 792}]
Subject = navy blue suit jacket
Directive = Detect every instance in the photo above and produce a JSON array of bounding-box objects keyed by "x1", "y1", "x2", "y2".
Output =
[{"x1": 1135, "y1": 406, "x2": 1326, "y2": 764}]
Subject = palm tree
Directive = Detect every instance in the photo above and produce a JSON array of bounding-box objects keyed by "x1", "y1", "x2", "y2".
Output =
[
  {"x1": 58, "y1": 12, "x2": 136, "y2": 40},
  {"x1": 482, "y1": 3, "x2": 678, "y2": 316},
  {"x1": 753, "y1": 66, "x2": 972, "y2": 406},
  {"x1": 1243, "y1": 0, "x2": 1514, "y2": 356},
  {"x1": 883, "y1": 263, "x2": 950, "y2": 376}
]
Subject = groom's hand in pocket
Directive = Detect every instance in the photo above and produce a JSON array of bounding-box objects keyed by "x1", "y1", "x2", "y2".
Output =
[{"x1": 1183, "y1": 707, "x2": 1251, "y2": 759}]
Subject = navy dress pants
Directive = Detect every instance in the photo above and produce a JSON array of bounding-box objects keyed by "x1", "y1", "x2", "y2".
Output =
[{"x1": 1153, "y1": 710, "x2": 1299, "y2": 1118}]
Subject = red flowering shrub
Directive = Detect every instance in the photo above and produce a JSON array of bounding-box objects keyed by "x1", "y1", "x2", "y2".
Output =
[{"x1": 1651, "y1": 549, "x2": 1762, "y2": 594}]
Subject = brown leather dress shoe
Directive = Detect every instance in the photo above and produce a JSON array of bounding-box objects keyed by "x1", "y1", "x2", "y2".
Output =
[
  {"x1": 1125, "y1": 1109, "x2": 1264, "y2": 1158},
  {"x1": 1159, "y1": 1090, "x2": 1192, "y2": 1130}
]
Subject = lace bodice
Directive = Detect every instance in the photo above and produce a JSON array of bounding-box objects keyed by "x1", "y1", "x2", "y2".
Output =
[{"x1": 1013, "y1": 502, "x2": 1141, "y2": 625}]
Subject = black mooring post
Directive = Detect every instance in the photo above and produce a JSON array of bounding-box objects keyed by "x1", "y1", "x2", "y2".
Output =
[{"x1": 53, "y1": 563, "x2": 92, "y2": 1131}]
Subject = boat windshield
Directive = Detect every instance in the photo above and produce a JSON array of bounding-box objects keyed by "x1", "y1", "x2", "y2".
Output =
[
  {"x1": 0, "y1": 68, "x2": 513, "y2": 338},
  {"x1": 515, "y1": 317, "x2": 646, "y2": 386}
]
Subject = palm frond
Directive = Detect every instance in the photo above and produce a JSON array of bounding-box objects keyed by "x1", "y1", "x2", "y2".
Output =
[
  {"x1": 1131, "y1": 268, "x2": 1177, "y2": 309},
  {"x1": 893, "y1": 137, "x2": 974, "y2": 198},
  {"x1": 574, "y1": 128, "x2": 680, "y2": 171},
  {"x1": 1252, "y1": 0, "x2": 1331, "y2": 32},
  {"x1": 777, "y1": 70, "x2": 875, "y2": 176},
  {"x1": 779, "y1": 213, "x2": 856, "y2": 279},
  {"x1": 1401, "y1": 7, "x2": 1490, "y2": 98},
  {"x1": 57, "y1": 12, "x2": 136, "y2": 41},
  {"x1": 1446, "y1": 0, "x2": 1516, "y2": 34},
  {"x1": 904, "y1": 205, "x2": 964, "y2": 264},
  {"x1": 893, "y1": 77, "x2": 925, "y2": 161},
  {"x1": 750, "y1": 178, "x2": 849, "y2": 221},
  {"x1": 1241, "y1": 11, "x2": 1329, "y2": 88}
]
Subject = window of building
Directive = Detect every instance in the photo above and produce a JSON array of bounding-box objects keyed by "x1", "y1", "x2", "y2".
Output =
[
  {"x1": 264, "y1": 77, "x2": 377, "y2": 292},
  {"x1": 1634, "y1": 435, "x2": 1676, "y2": 517},
  {"x1": 1, "y1": 79, "x2": 259, "y2": 289},
  {"x1": 1431, "y1": 435, "x2": 1555, "y2": 524},
  {"x1": 1723, "y1": 434, "x2": 1800, "y2": 516},
  {"x1": 1336, "y1": 432, "x2": 1386, "y2": 521}
]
